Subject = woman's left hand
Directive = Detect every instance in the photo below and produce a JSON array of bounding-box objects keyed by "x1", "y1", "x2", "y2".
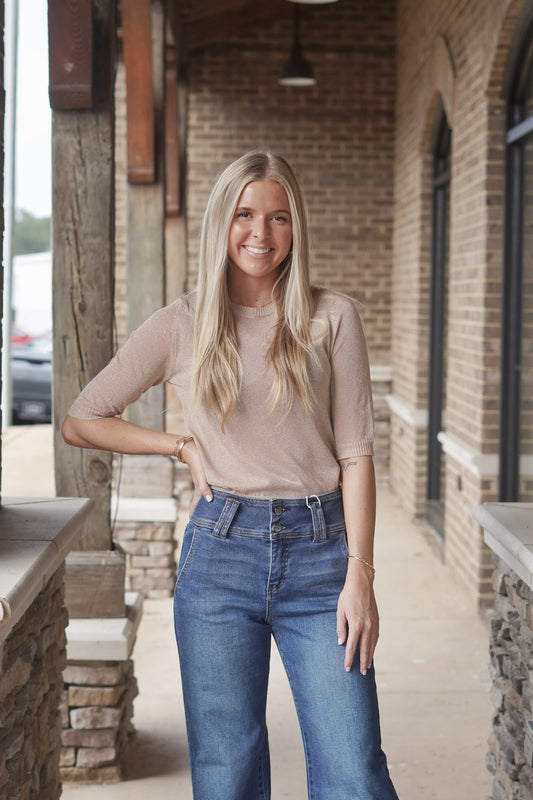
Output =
[{"x1": 336, "y1": 565, "x2": 379, "y2": 674}]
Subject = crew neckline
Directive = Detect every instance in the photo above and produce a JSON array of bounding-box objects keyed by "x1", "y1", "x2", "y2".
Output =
[{"x1": 231, "y1": 301, "x2": 276, "y2": 318}]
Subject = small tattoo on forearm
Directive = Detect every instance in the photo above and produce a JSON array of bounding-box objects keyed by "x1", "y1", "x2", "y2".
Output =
[{"x1": 341, "y1": 460, "x2": 358, "y2": 472}]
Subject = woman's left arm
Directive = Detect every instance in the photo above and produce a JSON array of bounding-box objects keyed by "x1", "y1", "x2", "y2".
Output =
[{"x1": 336, "y1": 454, "x2": 379, "y2": 675}]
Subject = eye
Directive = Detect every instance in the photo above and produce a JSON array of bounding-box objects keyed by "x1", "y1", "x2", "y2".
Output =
[
  {"x1": 236, "y1": 210, "x2": 251, "y2": 219},
  {"x1": 272, "y1": 215, "x2": 289, "y2": 224}
]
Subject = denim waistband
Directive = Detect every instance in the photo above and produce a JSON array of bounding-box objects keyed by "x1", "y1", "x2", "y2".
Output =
[{"x1": 190, "y1": 487, "x2": 345, "y2": 542}]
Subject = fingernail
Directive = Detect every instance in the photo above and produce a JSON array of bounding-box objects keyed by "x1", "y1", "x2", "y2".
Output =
[
  {"x1": 362, "y1": 668, "x2": 368, "y2": 676},
  {"x1": 338, "y1": 637, "x2": 343, "y2": 645},
  {"x1": 345, "y1": 666, "x2": 351, "y2": 673},
  {"x1": 206, "y1": 495, "x2": 213, "y2": 503}
]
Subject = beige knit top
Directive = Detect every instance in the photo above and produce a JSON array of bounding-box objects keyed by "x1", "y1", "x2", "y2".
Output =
[{"x1": 68, "y1": 288, "x2": 374, "y2": 498}]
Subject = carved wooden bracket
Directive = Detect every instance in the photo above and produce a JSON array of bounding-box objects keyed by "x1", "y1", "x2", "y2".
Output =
[
  {"x1": 48, "y1": 0, "x2": 93, "y2": 110},
  {"x1": 122, "y1": 0, "x2": 155, "y2": 184}
]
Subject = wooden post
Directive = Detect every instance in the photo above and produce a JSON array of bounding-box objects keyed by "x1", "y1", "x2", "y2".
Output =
[
  {"x1": 124, "y1": 0, "x2": 166, "y2": 430},
  {"x1": 51, "y1": 0, "x2": 115, "y2": 551}
]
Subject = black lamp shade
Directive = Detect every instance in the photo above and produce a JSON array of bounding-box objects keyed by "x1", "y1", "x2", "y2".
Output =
[{"x1": 279, "y1": 39, "x2": 316, "y2": 86}]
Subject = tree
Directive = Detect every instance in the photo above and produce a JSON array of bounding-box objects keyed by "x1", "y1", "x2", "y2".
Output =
[{"x1": 13, "y1": 209, "x2": 51, "y2": 254}]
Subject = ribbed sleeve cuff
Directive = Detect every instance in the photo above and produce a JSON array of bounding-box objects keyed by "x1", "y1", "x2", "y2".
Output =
[{"x1": 336, "y1": 440, "x2": 374, "y2": 459}]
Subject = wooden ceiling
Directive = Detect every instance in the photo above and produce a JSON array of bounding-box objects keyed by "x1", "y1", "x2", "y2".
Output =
[{"x1": 168, "y1": 0, "x2": 292, "y2": 53}]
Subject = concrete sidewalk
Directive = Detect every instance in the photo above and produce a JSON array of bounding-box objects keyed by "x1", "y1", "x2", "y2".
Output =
[{"x1": 2, "y1": 425, "x2": 493, "y2": 799}]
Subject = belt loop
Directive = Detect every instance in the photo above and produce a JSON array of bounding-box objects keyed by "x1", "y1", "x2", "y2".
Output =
[
  {"x1": 211, "y1": 497, "x2": 241, "y2": 539},
  {"x1": 306, "y1": 495, "x2": 326, "y2": 543}
]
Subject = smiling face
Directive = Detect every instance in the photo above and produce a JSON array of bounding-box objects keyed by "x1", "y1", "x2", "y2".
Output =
[{"x1": 227, "y1": 179, "x2": 293, "y2": 305}]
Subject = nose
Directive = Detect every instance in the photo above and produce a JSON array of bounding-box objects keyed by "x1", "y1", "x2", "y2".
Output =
[{"x1": 252, "y1": 217, "x2": 268, "y2": 239}]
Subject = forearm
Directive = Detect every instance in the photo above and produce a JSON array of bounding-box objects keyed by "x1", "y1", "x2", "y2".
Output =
[
  {"x1": 61, "y1": 414, "x2": 180, "y2": 457},
  {"x1": 339, "y1": 454, "x2": 376, "y2": 573},
  {"x1": 336, "y1": 454, "x2": 378, "y2": 674}
]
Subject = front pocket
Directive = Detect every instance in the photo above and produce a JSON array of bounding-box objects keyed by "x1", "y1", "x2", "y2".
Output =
[{"x1": 175, "y1": 522, "x2": 199, "y2": 588}]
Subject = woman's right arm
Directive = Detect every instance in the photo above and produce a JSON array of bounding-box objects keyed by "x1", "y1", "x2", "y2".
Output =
[
  {"x1": 62, "y1": 415, "x2": 213, "y2": 508},
  {"x1": 62, "y1": 414, "x2": 177, "y2": 455}
]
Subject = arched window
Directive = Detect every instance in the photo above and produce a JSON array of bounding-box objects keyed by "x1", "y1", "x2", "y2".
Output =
[
  {"x1": 501, "y1": 17, "x2": 533, "y2": 501},
  {"x1": 427, "y1": 110, "x2": 451, "y2": 537}
]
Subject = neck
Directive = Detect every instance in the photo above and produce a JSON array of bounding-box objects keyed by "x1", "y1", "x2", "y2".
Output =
[{"x1": 228, "y1": 275, "x2": 278, "y2": 308}]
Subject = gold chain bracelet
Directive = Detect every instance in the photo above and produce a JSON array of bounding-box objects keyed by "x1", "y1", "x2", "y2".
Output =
[{"x1": 347, "y1": 554, "x2": 375, "y2": 574}]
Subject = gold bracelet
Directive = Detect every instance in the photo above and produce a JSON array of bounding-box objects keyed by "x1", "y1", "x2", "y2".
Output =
[
  {"x1": 347, "y1": 554, "x2": 375, "y2": 574},
  {"x1": 174, "y1": 435, "x2": 193, "y2": 462}
]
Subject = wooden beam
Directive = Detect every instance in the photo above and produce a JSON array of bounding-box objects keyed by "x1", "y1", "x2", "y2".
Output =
[
  {"x1": 165, "y1": 46, "x2": 180, "y2": 217},
  {"x1": 184, "y1": 0, "x2": 290, "y2": 52},
  {"x1": 52, "y1": 0, "x2": 115, "y2": 551},
  {"x1": 126, "y1": 0, "x2": 166, "y2": 429},
  {"x1": 122, "y1": 0, "x2": 155, "y2": 183},
  {"x1": 180, "y1": 0, "x2": 250, "y2": 24},
  {"x1": 48, "y1": 0, "x2": 93, "y2": 110}
]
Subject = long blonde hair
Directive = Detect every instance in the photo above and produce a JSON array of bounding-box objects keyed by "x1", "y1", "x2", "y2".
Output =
[{"x1": 193, "y1": 151, "x2": 316, "y2": 425}]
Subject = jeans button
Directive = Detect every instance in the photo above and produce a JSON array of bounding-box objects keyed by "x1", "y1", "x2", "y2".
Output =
[
  {"x1": 274, "y1": 505, "x2": 283, "y2": 516},
  {"x1": 273, "y1": 522, "x2": 283, "y2": 533}
]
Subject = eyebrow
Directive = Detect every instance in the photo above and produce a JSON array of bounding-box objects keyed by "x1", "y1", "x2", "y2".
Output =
[{"x1": 236, "y1": 206, "x2": 291, "y2": 215}]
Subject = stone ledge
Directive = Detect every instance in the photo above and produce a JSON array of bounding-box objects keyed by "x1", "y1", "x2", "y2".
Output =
[
  {"x1": 475, "y1": 502, "x2": 533, "y2": 589},
  {"x1": 65, "y1": 592, "x2": 143, "y2": 661},
  {"x1": 111, "y1": 496, "x2": 177, "y2": 522},
  {"x1": 370, "y1": 364, "x2": 392, "y2": 382},
  {"x1": 385, "y1": 393, "x2": 428, "y2": 428},
  {"x1": 0, "y1": 497, "x2": 93, "y2": 648},
  {"x1": 439, "y1": 432, "x2": 498, "y2": 477}
]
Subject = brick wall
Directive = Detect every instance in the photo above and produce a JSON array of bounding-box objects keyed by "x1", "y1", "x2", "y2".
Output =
[
  {"x1": 184, "y1": 0, "x2": 395, "y2": 366},
  {"x1": 389, "y1": 0, "x2": 521, "y2": 605},
  {"x1": 0, "y1": 565, "x2": 67, "y2": 800}
]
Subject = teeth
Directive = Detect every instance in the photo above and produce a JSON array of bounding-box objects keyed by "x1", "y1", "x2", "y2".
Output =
[{"x1": 244, "y1": 246, "x2": 270, "y2": 254}]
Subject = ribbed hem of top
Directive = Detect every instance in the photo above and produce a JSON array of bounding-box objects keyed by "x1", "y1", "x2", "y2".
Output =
[{"x1": 231, "y1": 301, "x2": 276, "y2": 318}]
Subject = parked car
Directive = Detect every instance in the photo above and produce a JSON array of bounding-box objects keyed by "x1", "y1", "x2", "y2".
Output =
[
  {"x1": 11, "y1": 332, "x2": 52, "y2": 424},
  {"x1": 11, "y1": 323, "x2": 35, "y2": 345}
]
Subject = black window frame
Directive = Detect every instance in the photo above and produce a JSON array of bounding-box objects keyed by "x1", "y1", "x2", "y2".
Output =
[
  {"x1": 426, "y1": 111, "x2": 451, "y2": 537},
  {"x1": 500, "y1": 16, "x2": 533, "y2": 501}
]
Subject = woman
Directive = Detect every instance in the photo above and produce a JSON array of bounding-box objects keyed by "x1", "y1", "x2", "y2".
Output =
[{"x1": 62, "y1": 151, "x2": 399, "y2": 800}]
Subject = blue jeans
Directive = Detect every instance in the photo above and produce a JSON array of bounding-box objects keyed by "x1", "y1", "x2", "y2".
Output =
[{"x1": 174, "y1": 488, "x2": 399, "y2": 800}]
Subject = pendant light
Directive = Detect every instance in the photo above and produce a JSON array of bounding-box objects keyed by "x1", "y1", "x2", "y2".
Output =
[{"x1": 279, "y1": 4, "x2": 316, "y2": 87}]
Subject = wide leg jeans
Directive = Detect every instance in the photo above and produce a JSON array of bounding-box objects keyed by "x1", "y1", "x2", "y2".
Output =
[{"x1": 174, "y1": 488, "x2": 399, "y2": 800}]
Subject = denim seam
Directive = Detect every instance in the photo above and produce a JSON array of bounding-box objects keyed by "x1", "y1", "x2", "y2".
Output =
[
  {"x1": 189, "y1": 521, "x2": 346, "y2": 538},
  {"x1": 257, "y1": 727, "x2": 269, "y2": 800}
]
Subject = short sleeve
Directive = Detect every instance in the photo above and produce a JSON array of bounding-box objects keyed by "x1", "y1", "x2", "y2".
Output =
[
  {"x1": 67, "y1": 302, "x2": 179, "y2": 420},
  {"x1": 328, "y1": 297, "x2": 374, "y2": 459}
]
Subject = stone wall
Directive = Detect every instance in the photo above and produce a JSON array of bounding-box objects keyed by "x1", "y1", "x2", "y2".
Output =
[
  {"x1": 60, "y1": 660, "x2": 138, "y2": 782},
  {"x1": 487, "y1": 554, "x2": 533, "y2": 799},
  {"x1": 112, "y1": 455, "x2": 178, "y2": 598},
  {"x1": 0, "y1": 564, "x2": 67, "y2": 800},
  {"x1": 113, "y1": 517, "x2": 177, "y2": 598}
]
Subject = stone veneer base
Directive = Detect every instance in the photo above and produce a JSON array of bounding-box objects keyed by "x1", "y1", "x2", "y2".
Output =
[
  {"x1": 0, "y1": 565, "x2": 67, "y2": 800},
  {"x1": 60, "y1": 592, "x2": 143, "y2": 782},
  {"x1": 476, "y1": 503, "x2": 533, "y2": 800}
]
